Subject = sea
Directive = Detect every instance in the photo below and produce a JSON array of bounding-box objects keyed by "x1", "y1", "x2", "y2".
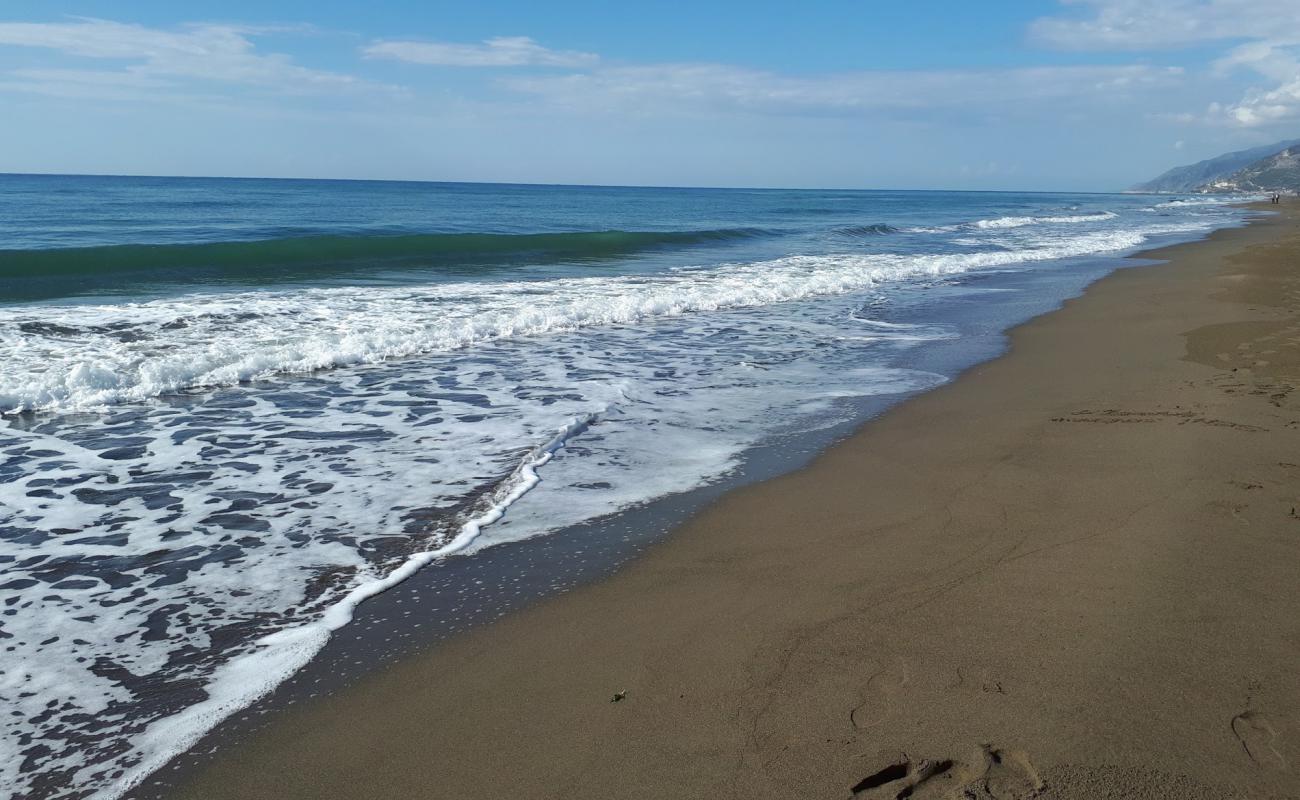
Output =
[{"x1": 0, "y1": 174, "x2": 1255, "y2": 799}]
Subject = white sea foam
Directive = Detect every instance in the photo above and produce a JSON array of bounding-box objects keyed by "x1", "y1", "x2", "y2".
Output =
[
  {"x1": 83, "y1": 411, "x2": 596, "y2": 800},
  {"x1": 1149, "y1": 195, "x2": 1263, "y2": 208},
  {"x1": 972, "y1": 211, "x2": 1117, "y2": 229},
  {"x1": 905, "y1": 210, "x2": 1117, "y2": 233},
  {"x1": 1, "y1": 220, "x2": 1196, "y2": 416},
  {"x1": 0, "y1": 284, "x2": 949, "y2": 800}
]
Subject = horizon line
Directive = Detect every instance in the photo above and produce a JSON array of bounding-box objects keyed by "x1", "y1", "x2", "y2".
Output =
[{"x1": 0, "y1": 170, "x2": 1147, "y2": 196}]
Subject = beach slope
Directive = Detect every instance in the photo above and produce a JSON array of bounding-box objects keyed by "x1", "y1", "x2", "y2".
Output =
[{"x1": 169, "y1": 206, "x2": 1300, "y2": 799}]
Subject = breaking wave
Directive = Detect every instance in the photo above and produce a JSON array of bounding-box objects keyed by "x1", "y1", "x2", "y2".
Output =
[
  {"x1": 0, "y1": 228, "x2": 770, "y2": 300},
  {"x1": 1, "y1": 223, "x2": 1198, "y2": 415}
]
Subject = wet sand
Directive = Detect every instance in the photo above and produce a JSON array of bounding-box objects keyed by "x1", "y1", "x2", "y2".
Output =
[{"x1": 166, "y1": 204, "x2": 1300, "y2": 799}]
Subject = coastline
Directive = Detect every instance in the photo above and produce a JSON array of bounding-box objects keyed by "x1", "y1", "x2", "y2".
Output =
[{"x1": 160, "y1": 204, "x2": 1300, "y2": 799}]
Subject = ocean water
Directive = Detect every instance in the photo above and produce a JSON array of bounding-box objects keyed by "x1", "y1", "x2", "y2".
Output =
[{"x1": 0, "y1": 175, "x2": 1251, "y2": 799}]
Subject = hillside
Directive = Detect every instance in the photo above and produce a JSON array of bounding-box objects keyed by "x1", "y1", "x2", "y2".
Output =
[
  {"x1": 1197, "y1": 147, "x2": 1300, "y2": 193},
  {"x1": 1130, "y1": 138, "x2": 1300, "y2": 193}
]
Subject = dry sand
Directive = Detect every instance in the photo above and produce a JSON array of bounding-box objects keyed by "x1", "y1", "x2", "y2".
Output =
[{"x1": 167, "y1": 204, "x2": 1300, "y2": 799}]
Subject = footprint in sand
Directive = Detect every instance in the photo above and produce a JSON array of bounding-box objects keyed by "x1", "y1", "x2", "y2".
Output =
[
  {"x1": 1232, "y1": 710, "x2": 1290, "y2": 771},
  {"x1": 850, "y1": 658, "x2": 909, "y2": 730},
  {"x1": 851, "y1": 755, "x2": 955, "y2": 798},
  {"x1": 966, "y1": 745, "x2": 1045, "y2": 799},
  {"x1": 850, "y1": 746, "x2": 1042, "y2": 799}
]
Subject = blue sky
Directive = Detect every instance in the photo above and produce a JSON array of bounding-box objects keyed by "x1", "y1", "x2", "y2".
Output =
[{"x1": 1, "y1": 1, "x2": 1299, "y2": 190}]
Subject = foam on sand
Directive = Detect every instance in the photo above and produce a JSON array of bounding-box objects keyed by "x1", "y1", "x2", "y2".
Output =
[{"x1": 82, "y1": 412, "x2": 595, "y2": 800}]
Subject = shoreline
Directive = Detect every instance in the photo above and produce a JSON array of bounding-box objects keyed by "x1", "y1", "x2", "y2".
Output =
[
  {"x1": 123, "y1": 219, "x2": 1189, "y2": 798},
  {"x1": 161, "y1": 205, "x2": 1300, "y2": 799}
]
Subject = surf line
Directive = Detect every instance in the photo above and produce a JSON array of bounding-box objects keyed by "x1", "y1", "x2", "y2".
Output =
[{"x1": 93, "y1": 411, "x2": 599, "y2": 800}]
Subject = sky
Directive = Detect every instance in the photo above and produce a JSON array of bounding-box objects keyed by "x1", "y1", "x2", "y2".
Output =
[{"x1": 2, "y1": 1, "x2": 1300, "y2": 191}]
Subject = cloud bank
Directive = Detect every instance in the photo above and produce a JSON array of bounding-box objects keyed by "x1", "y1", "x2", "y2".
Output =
[{"x1": 0, "y1": 18, "x2": 371, "y2": 98}]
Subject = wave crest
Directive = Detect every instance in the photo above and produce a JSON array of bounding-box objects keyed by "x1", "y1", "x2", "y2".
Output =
[
  {"x1": 972, "y1": 211, "x2": 1118, "y2": 229},
  {"x1": 833, "y1": 223, "x2": 900, "y2": 237},
  {"x1": 1, "y1": 223, "x2": 1206, "y2": 415},
  {"x1": 0, "y1": 228, "x2": 769, "y2": 300}
]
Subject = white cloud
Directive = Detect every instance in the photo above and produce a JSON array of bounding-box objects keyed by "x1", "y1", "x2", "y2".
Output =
[
  {"x1": 1030, "y1": 0, "x2": 1300, "y2": 50},
  {"x1": 502, "y1": 62, "x2": 1184, "y2": 118},
  {"x1": 1032, "y1": 1, "x2": 1300, "y2": 127},
  {"x1": 1204, "y1": 39, "x2": 1300, "y2": 125},
  {"x1": 11, "y1": 67, "x2": 169, "y2": 88},
  {"x1": 1215, "y1": 78, "x2": 1300, "y2": 126},
  {"x1": 1212, "y1": 39, "x2": 1300, "y2": 81},
  {"x1": 363, "y1": 36, "x2": 597, "y2": 68},
  {"x1": 0, "y1": 18, "x2": 370, "y2": 97}
]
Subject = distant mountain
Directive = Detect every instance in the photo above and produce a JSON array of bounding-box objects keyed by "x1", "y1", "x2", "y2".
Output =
[
  {"x1": 1130, "y1": 139, "x2": 1300, "y2": 193},
  {"x1": 1196, "y1": 146, "x2": 1300, "y2": 194}
]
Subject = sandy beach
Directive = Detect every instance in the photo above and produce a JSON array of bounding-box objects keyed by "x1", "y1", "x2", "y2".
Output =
[{"x1": 163, "y1": 204, "x2": 1300, "y2": 800}]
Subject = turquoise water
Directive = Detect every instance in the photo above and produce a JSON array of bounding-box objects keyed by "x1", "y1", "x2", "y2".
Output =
[{"x1": 0, "y1": 175, "x2": 1250, "y2": 799}]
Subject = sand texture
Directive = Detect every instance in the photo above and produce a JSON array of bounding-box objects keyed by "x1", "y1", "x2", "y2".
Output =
[{"x1": 166, "y1": 205, "x2": 1300, "y2": 800}]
